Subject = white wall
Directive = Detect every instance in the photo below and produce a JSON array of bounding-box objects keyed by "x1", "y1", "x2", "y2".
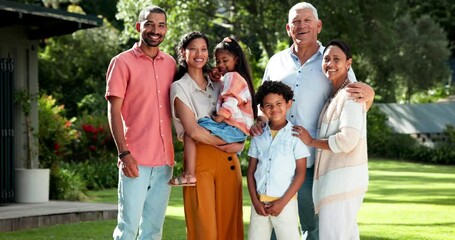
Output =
[{"x1": 0, "y1": 26, "x2": 40, "y2": 169}]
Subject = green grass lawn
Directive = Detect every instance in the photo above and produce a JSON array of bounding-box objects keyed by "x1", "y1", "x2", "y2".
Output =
[{"x1": 1, "y1": 158, "x2": 454, "y2": 240}]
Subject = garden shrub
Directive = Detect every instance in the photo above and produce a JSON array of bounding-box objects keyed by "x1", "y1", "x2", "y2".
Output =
[
  {"x1": 39, "y1": 94, "x2": 85, "y2": 200},
  {"x1": 367, "y1": 105, "x2": 455, "y2": 165},
  {"x1": 38, "y1": 94, "x2": 76, "y2": 169},
  {"x1": 39, "y1": 94, "x2": 118, "y2": 198},
  {"x1": 50, "y1": 168, "x2": 87, "y2": 201},
  {"x1": 69, "y1": 112, "x2": 116, "y2": 163},
  {"x1": 61, "y1": 160, "x2": 118, "y2": 190}
]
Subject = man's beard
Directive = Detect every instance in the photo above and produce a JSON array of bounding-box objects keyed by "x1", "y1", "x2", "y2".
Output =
[{"x1": 143, "y1": 34, "x2": 164, "y2": 47}]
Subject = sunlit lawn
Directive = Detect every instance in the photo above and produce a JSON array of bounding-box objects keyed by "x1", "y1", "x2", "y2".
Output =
[
  {"x1": 1, "y1": 158, "x2": 454, "y2": 240},
  {"x1": 358, "y1": 159, "x2": 455, "y2": 239}
]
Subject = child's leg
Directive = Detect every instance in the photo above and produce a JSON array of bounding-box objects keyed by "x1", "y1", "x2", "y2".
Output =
[
  {"x1": 271, "y1": 199, "x2": 300, "y2": 240},
  {"x1": 183, "y1": 133, "x2": 196, "y2": 177},
  {"x1": 168, "y1": 134, "x2": 197, "y2": 186},
  {"x1": 248, "y1": 205, "x2": 273, "y2": 240}
]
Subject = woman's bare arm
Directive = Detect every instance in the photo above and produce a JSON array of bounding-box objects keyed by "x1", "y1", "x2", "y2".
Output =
[{"x1": 174, "y1": 97, "x2": 225, "y2": 146}]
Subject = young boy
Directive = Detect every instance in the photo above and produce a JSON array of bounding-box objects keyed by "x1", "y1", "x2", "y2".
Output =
[{"x1": 247, "y1": 81, "x2": 309, "y2": 240}]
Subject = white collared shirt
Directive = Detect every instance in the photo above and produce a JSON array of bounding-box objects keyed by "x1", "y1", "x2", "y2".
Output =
[
  {"x1": 262, "y1": 42, "x2": 357, "y2": 167},
  {"x1": 170, "y1": 73, "x2": 221, "y2": 141},
  {"x1": 248, "y1": 122, "x2": 310, "y2": 198}
]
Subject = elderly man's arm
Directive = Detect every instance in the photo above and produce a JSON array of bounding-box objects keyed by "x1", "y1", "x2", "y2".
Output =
[{"x1": 346, "y1": 82, "x2": 375, "y2": 110}]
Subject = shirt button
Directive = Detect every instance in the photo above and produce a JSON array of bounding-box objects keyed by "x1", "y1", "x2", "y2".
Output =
[
  {"x1": 230, "y1": 166, "x2": 235, "y2": 170},
  {"x1": 212, "y1": 102, "x2": 216, "y2": 106},
  {"x1": 228, "y1": 156, "x2": 232, "y2": 161},
  {"x1": 291, "y1": 115, "x2": 294, "y2": 118},
  {"x1": 208, "y1": 95, "x2": 212, "y2": 98}
]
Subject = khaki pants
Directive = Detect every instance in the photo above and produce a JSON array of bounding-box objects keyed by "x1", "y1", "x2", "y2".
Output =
[{"x1": 248, "y1": 199, "x2": 300, "y2": 240}]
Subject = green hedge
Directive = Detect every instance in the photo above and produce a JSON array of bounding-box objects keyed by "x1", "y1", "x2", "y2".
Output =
[{"x1": 367, "y1": 106, "x2": 455, "y2": 165}]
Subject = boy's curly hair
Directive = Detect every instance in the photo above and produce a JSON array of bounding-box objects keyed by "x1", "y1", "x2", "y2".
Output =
[{"x1": 255, "y1": 81, "x2": 294, "y2": 107}]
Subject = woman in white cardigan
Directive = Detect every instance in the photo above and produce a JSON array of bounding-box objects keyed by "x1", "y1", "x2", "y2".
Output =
[{"x1": 293, "y1": 39, "x2": 368, "y2": 240}]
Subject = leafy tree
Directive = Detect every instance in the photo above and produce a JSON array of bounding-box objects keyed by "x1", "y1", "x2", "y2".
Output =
[
  {"x1": 392, "y1": 14, "x2": 450, "y2": 102},
  {"x1": 317, "y1": 0, "x2": 402, "y2": 102},
  {"x1": 316, "y1": 0, "x2": 450, "y2": 102},
  {"x1": 35, "y1": 0, "x2": 453, "y2": 113},
  {"x1": 39, "y1": 20, "x2": 123, "y2": 116},
  {"x1": 407, "y1": 0, "x2": 455, "y2": 57},
  {"x1": 79, "y1": 0, "x2": 122, "y2": 30},
  {"x1": 115, "y1": 0, "x2": 221, "y2": 54}
]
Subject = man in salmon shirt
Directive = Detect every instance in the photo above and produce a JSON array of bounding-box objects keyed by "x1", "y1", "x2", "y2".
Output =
[{"x1": 105, "y1": 5, "x2": 176, "y2": 240}]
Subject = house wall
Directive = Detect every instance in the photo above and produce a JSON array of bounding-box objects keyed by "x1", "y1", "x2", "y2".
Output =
[
  {"x1": 0, "y1": 26, "x2": 39, "y2": 169},
  {"x1": 411, "y1": 132, "x2": 448, "y2": 148}
]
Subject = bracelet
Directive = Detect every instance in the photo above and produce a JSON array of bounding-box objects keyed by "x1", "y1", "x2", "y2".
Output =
[{"x1": 118, "y1": 150, "x2": 131, "y2": 159}]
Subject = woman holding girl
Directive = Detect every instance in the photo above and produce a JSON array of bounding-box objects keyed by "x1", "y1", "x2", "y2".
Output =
[{"x1": 170, "y1": 31, "x2": 255, "y2": 239}]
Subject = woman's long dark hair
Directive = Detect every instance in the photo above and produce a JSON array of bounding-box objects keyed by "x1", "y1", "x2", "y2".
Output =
[
  {"x1": 213, "y1": 37, "x2": 257, "y2": 119},
  {"x1": 174, "y1": 31, "x2": 210, "y2": 81}
]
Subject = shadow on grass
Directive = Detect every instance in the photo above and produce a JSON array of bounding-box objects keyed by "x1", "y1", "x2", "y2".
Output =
[
  {"x1": 168, "y1": 187, "x2": 184, "y2": 207},
  {"x1": 163, "y1": 210, "x2": 250, "y2": 240},
  {"x1": 365, "y1": 159, "x2": 455, "y2": 206},
  {"x1": 163, "y1": 215, "x2": 186, "y2": 240},
  {"x1": 363, "y1": 197, "x2": 455, "y2": 206},
  {"x1": 360, "y1": 221, "x2": 455, "y2": 227},
  {"x1": 369, "y1": 158, "x2": 455, "y2": 175},
  {"x1": 360, "y1": 235, "x2": 395, "y2": 240}
]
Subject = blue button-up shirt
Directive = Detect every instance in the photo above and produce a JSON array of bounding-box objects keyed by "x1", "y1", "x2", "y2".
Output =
[
  {"x1": 248, "y1": 122, "x2": 310, "y2": 198},
  {"x1": 262, "y1": 42, "x2": 356, "y2": 167}
]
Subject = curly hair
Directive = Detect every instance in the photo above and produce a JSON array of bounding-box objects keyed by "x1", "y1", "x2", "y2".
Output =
[
  {"x1": 174, "y1": 31, "x2": 210, "y2": 81},
  {"x1": 255, "y1": 81, "x2": 294, "y2": 107}
]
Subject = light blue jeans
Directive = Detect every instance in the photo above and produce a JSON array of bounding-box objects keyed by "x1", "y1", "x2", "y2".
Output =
[
  {"x1": 198, "y1": 117, "x2": 247, "y2": 143},
  {"x1": 113, "y1": 165, "x2": 172, "y2": 240}
]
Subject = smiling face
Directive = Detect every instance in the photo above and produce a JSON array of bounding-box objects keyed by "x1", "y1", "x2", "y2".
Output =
[
  {"x1": 260, "y1": 93, "x2": 292, "y2": 129},
  {"x1": 182, "y1": 38, "x2": 209, "y2": 69},
  {"x1": 286, "y1": 8, "x2": 322, "y2": 47},
  {"x1": 136, "y1": 12, "x2": 167, "y2": 47},
  {"x1": 215, "y1": 50, "x2": 238, "y2": 75},
  {"x1": 322, "y1": 45, "x2": 352, "y2": 84}
]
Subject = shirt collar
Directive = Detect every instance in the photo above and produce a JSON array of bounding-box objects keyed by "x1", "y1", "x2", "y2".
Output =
[
  {"x1": 132, "y1": 42, "x2": 164, "y2": 59},
  {"x1": 265, "y1": 121, "x2": 293, "y2": 133},
  {"x1": 182, "y1": 73, "x2": 215, "y2": 93},
  {"x1": 287, "y1": 41, "x2": 324, "y2": 61}
]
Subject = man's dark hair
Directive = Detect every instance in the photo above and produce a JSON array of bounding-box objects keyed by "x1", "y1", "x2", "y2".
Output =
[
  {"x1": 139, "y1": 6, "x2": 167, "y2": 22},
  {"x1": 256, "y1": 81, "x2": 294, "y2": 107}
]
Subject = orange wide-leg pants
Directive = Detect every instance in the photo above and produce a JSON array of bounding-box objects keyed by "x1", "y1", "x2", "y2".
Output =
[{"x1": 183, "y1": 143, "x2": 244, "y2": 240}]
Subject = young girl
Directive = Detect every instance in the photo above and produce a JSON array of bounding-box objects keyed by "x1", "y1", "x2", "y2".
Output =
[{"x1": 169, "y1": 37, "x2": 257, "y2": 186}]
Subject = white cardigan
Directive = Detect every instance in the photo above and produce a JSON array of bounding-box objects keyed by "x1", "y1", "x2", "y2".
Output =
[{"x1": 313, "y1": 87, "x2": 369, "y2": 213}]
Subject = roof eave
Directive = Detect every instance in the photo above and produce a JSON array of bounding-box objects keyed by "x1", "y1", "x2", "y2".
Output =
[{"x1": 0, "y1": 0, "x2": 102, "y2": 40}]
